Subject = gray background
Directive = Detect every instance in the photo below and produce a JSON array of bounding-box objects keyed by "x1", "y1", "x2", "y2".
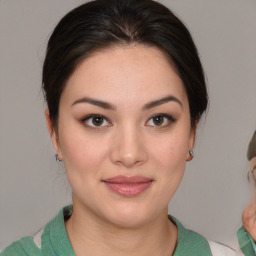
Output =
[{"x1": 1, "y1": 0, "x2": 256, "y2": 250}]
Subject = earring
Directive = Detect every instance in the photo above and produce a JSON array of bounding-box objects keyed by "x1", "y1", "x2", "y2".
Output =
[
  {"x1": 55, "y1": 154, "x2": 62, "y2": 163},
  {"x1": 186, "y1": 150, "x2": 194, "y2": 161}
]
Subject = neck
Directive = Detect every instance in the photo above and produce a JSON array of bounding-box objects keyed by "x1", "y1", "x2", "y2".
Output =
[{"x1": 65, "y1": 203, "x2": 177, "y2": 256}]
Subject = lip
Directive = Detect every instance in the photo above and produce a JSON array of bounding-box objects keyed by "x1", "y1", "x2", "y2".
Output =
[{"x1": 102, "y1": 175, "x2": 153, "y2": 197}]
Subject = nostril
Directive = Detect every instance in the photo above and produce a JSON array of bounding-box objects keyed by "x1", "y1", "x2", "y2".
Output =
[
  {"x1": 109, "y1": 129, "x2": 148, "y2": 167},
  {"x1": 111, "y1": 149, "x2": 147, "y2": 168}
]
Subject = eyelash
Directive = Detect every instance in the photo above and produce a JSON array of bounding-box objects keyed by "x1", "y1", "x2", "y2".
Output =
[
  {"x1": 80, "y1": 113, "x2": 176, "y2": 128},
  {"x1": 81, "y1": 114, "x2": 111, "y2": 128},
  {"x1": 146, "y1": 113, "x2": 176, "y2": 127}
]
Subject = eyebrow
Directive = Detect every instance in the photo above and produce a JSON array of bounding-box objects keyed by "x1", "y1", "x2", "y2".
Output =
[
  {"x1": 72, "y1": 95, "x2": 182, "y2": 110},
  {"x1": 142, "y1": 95, "x2": 182, "y2": 110},
  {"x1": 72, "y1": 97, "x2": 116, "y2": 110}
]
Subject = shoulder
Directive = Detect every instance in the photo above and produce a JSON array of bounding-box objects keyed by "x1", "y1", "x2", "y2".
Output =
[
  {"x1": 1, "y1": 205, "x2": 74, "y2": 256},
  {"x1": 208, "y1": 240, "x2": 240, "y2": 256},
  {"x1": 170, "y1": 216, "x2": 240, "y2": 256},
  {"x1": 170, "y1": 216, "x2": 212, "y2": 256},
  {"x1": 237, "y1": 225, "x2": 256, "y2": 256},
  {"x1": 1, "y1": 237, "x2": 42, "y2": 256}
]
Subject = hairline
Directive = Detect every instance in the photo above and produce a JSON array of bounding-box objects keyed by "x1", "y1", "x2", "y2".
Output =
[{"x1": 52, "y1": 41, "x2": 185, "y2": 132}]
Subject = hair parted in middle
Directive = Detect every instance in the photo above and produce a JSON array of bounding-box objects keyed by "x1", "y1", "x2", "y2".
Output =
[{"x1": 42, "y1": 0, "x2": 208, "y2": 130}]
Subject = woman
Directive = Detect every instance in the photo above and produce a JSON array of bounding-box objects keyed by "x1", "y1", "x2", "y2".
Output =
[
  {"x1": 1, "y1": 0, "x2": 235, "y2": 255},
  {"x1": 237, "y1": 130, "x2": 256, "y2": 256}
]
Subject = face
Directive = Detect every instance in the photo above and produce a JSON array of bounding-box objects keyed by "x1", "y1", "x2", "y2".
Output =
[
  {"x1": 248, "y1": 157, "x2": 256, "y2": 190},
  {"x1": 47, "y1": 45, "x2": 196, "y2": 227},
  {"x1": 249, "y1": 157, "x2": 256, "y2": 171}
]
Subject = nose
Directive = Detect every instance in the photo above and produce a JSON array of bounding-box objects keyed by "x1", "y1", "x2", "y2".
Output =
[{"x1": 110, "y1": 124, "x2": 148, "y2": 168}]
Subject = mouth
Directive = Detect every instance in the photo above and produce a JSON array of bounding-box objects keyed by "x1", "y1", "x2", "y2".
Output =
[{"x1": 102, "y1": 175, "x2": 153, "y2": 197}]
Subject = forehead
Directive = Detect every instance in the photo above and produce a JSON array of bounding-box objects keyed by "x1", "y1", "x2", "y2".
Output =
[{"x1": 61, "y1": 45, "x2": 188, "y2": 107}]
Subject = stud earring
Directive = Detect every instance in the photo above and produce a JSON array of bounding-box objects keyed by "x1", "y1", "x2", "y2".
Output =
[
  {"x1": 55, "y1": 154, "x2": 62, "y2": 163},
  {"x1": 186, "y1": 150, "x2": 194, "y2": 161}
]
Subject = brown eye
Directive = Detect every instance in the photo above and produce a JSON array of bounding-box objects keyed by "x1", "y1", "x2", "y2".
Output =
[
  {"x1": 152, "y1": 115, "x2": 164, "y2": 126},
  {"x1": 146, "y1": 114, "x2": 176, "y2": 127},
  {"x1": 82, "y1": 115, "x2": 110, "y2": 127},
  {"x1": 92, "y1": 115, "x2": 104, "y2": 126}
]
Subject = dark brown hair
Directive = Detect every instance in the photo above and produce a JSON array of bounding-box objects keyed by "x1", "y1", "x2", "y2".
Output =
[{"x1": 42, "y1": 0, "x2": 208, "y2": 129}]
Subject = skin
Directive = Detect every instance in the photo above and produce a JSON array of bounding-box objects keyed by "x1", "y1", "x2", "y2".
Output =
[
  {"x1": 242, "y1": 157, "x2": 256, "y2": 241},
  {"x1": 46, "y1": 45, "x2": 196, "y2": 256}
]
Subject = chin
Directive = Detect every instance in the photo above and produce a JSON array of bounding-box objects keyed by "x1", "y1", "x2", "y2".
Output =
[{"x1": 101, "y1": 201, "x2": 161, "y2": 228}]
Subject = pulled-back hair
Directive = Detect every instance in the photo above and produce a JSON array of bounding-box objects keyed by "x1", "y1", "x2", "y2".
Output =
[
  {"x1": 42, "y1": 0, "x2": 208, "y2": 129},
  {"x1": 248, "y1": 130, "x2": 256, "y2": 161}
]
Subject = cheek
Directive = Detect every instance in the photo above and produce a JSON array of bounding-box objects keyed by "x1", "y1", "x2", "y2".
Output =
[
  {"x1": 150, "y1": 130, "x2": 190, "y2": 170},
  {"x1": 58, "y1": 126, "x2": 109, "y2": 177},
  {"x1": 148, "y1": 128, "x2": 190, "y2": 200}
]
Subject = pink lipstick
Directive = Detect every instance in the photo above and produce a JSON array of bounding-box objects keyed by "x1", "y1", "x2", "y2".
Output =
[{"x1": 102, "y1": 175, "x2": 153, "y2": 197}]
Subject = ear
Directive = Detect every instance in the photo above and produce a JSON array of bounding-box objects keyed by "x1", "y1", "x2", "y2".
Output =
[
  {"x1": 45, "y1": 109, "x2": 63, "y2": 160},
  {"x1": 188, "y1": 119, "x2": 199, "y2": 153}
]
